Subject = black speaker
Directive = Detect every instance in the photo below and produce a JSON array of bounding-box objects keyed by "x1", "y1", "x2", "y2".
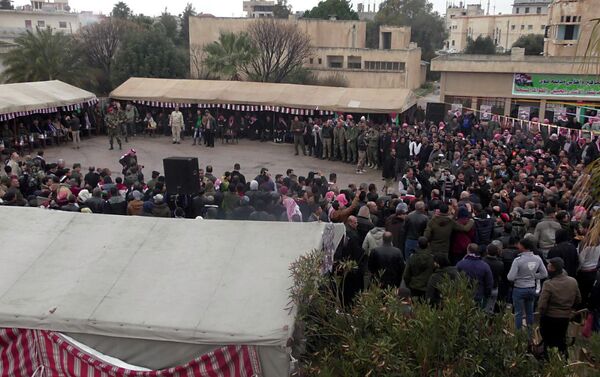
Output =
[
  {"x1": 426, "y1": 102, "x2": 446, "y2": 124},
  {"x1": 163, "y1": 157, "x2": 200, "y2": 195}
]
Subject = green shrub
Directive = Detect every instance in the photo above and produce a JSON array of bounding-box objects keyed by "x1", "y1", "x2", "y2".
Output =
[{"x1": 290, "y1": 250, "x2": 599, "y2": 377}]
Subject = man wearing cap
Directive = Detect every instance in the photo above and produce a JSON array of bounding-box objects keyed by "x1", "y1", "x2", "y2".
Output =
[
  {"x1": 333, "y1": 118, "x2": 346, "y2": 162},
  {"x1": 169, "y1": 106, "x2": 184, "y2": 144},
  {"x1": 127, "y1": 190, "x2": 144, "y2": 216},
  {"x1": 538, "y1": 257, "x2": 581, "y2": 359},
  {"x1": 152, "y1": 194, "x2": 171, "y2": 217},
  {"x1": 105, "y1": 108, "x2": 122, "y2": 151},
  {"x1": 346, "y1": 119, "x2": 359, "y2": 164},
  {"x1": 385, "y1": 202, "x2": 408, "y2": 249}
]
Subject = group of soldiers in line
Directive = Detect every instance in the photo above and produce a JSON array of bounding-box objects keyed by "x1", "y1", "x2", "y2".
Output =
[
  {"x1": 104, "y1": 102, "x2": 140, "y2": 150},
  {"x1": 290, "y1": 115, "x2": 383, "y2": 174}
]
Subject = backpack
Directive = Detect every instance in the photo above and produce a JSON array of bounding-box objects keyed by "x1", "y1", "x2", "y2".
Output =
[{"x1": 511, "y1": 218, "x2": 527, "y2": 241}]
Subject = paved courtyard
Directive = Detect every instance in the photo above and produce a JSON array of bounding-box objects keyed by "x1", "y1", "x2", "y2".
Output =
[{"x1": 41, "y1": 135, "x2": 384, "y2": 190}]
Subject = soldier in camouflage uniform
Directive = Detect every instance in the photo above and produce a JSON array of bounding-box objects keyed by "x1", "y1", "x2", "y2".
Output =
[
  {"x1": 345, "y1": 120, "x2": 359, "y2": 164},
  {"x1": 366, "y1": 125, "x2": 380, "y2": 169},
  {"x1": 105, "y1": 107, "x2": 122, "y2": 150},
  {"x1": 115, "y1": 102, "x2": 129, "y2": 142},
  {"x1": 333, "y1": 118, "x2": 346, "y2": 162}
]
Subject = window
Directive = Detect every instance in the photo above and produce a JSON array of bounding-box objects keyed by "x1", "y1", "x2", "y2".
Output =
[
  {"x1": 541, "y1": 25, "x2": 545, "y2": 30},
  {"x1": 557, "y1": 24, "x2": 580, "y2": 40},
  {"x1": 309, "y1": 58, "x2": 314, "y2": 64},
  {"x1": 511, "y1": 24, "x2": 516, "y2": 30},
  {"x1": 536, "y1": 7, "x2": 542, "y2": 14},
  {"x1": 37, "y1": 20, "x2": 45, "y2": 28},
  {"x1": 451, "y1": 40, "x2": 455, "y2": 46},
  {"x1": 382, "y1": 32, "x2": 392, "y2": 50},
  {"x1": 525, "y1": 7, "x2": 529, "y2": 13},
  {"x1": 59, "y1": 21, "x2": 67, "y2": 28},
  {"x1": 528, "y1": 25, "x2": 533, "y2": 30},
  {"x1": 364, "y1": 61, "x2": 405, "y2": 71},
  {"x1": 516, "y1": 7, "x2": 520, "y2": 13},
  {"x1": 25, "y1": 20, "x2": 32, "y2": 29},
  {"x1": 520, "y1": 24, "x2": 525, "y2": 30},
  {"x1": 318, "y1": 58, "x2": 322, "y2": 65},
  {"x1": 566, "y1": 16, "x2": 571, "y2": 22},
  {"x1": 347, "y1": 56, "x2": 361, "y2": 69},
  {"x1": 327, "y1": 55, "x2": 344, "y2": 69}
]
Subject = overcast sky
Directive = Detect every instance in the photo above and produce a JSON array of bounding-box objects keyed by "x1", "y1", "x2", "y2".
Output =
[{"x1": 14, "y1": 0, "x2": 514, "y2": 17}]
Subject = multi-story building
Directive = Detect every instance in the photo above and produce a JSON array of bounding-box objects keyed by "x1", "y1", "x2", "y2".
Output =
[
  {"x1": 544, "y1": 0, "x2": 597, "y2": 57},
  {"x1": 444, "y1": 2, "x2": 549, "y2": 53},
  {"x1": 242, "y1": 0, "x2": 275, "y2": 18},
  {"x1": 188, "y1": 17, "x2": 425, "y2": 89},
  {"x1": 432, "y1": 0, "x2": 600, "y2": 126}
]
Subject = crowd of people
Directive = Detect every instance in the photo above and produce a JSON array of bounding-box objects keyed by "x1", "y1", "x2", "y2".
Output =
[{"x1": 2, "y1": 104, "x2": 600, "y2": 360}]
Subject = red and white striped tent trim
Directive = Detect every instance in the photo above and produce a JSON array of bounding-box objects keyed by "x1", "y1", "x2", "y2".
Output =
[
  {"x1": 0, "y1": 99, "x2": 99, "y2": 122},
  {"x1": 0, "y1": 328, "x2": 262, "y2": 377},
  {"x1": 131, "y1": 100, "x2": 338, "y2": 116}
]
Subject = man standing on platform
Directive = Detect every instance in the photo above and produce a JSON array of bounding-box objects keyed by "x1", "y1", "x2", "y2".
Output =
[
  {"x1": 333, "y1": 118, "x2": 346, "y2": 162},
  {"x1": 105, "y1": 107, "x2": 122, "y2": 151},
  {"x1": 346, "y1": 118, "x2": 359, "y2": 164},
  {"x1": 321, "y1": 119, "x2": 334, "y2": 160},
  {"x1": 169, "y1": 106, "x2": 184, "y2": 144},
  {"x1": 115, "y1": 102, "x2": 128, "y2": 143}
]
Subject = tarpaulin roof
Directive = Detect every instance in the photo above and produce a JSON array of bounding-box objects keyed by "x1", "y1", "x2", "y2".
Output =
[
  {"x1": 0, "y1": 207, "x2": 343, "y2": 348},
  {"x1": 110, "y1": 77, "x2": 417, "y2": 114},
  {"x1": 0, "y1": 80, "x2": 97, "y2": 116}
]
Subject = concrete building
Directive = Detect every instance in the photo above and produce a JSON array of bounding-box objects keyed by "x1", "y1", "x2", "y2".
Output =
[
  {"x1": 431, "y1": 47, "x2": 599, "y2": 124},
  {"x1": 444, "y1": 2, "x2": 549, "y2": 53},
  {"x1": 544, "y1": 0, "x2": 597, "y2": 57},
  {"x1": 189, "y1": 17, "x2": 424, "y2": 89},
  {"x1": 513, "y1": 0, "x2": 551, "y2": 15},
  {"x1": 243, "y1": 0, "x2": 275, "y2": 18}
]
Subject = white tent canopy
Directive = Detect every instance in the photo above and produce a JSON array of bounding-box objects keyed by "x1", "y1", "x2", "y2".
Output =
[
  {"x1": 110, "y1": 77, "x2": 417, "y2": 114},
  {"x1": 0, "y1": 80, "x2": 97, "y2": 117},
  {"x1": 0, "y1": 207, "x2": 343, "y2": 376}
]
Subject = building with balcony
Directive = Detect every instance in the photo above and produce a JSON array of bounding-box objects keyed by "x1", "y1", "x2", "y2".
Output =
[
  {"x1": 188, "y1": 17, "x2": 424, "y2": 89},
  {"x1": 544, "y1": 0, "x2": 597, "y2": 57},
  {"x1": 444, "y1": 2, "x2": 549, "y2": 53},
  {"x1": 243, "y1": 0, "x2": 275, "y2": 18}
]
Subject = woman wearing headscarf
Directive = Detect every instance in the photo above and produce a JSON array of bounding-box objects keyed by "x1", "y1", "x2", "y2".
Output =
[{"x1": 283, "y1": 197, "x2": 302, "y2": 222}]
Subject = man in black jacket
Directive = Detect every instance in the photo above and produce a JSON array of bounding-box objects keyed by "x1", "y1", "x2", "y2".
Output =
[
  {"x1": 547, "y1": 229, "x2": 579, "y2": 277},
  {"x1": 403, "y1": 201, "x2": 429, "y2": 260},
  {"x1": 483, "y1": 243, "x2": 504, "y2": 313},
  {"x1": 335, "y1": 215, "x2": 366, "y2": 305},
  {"x1": 369, "y1": 231, "x2": 405, "y2": 289}
]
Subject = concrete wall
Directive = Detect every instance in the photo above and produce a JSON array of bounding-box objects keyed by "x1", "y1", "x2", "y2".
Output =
[
  {"x1": 189, "y1": 17, "x2": 367, "y2": 50},
  {"x1": 189, "y1": 17, "x2": 422, "y2": 89},
  {"x1": 311, "y1": 68, "x2": 407, "y2": 88},
  {"x1": 379, "y1": 26, "x2": 411, "y2": 49},
  {"x1": 0, "y1": 10, "x2": 80, "y2": 44},
  {"x1": 446, "y1": 13, "x2": 548, "y2": 52},
  {"x1": 544, "y1": 0, "x2": 598, "y2": 57}
]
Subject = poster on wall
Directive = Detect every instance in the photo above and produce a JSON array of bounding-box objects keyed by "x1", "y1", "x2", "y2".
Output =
[
  {"x1": 518, "y1": 106, "x2": 531, "y2": 120},
  {"x1": 513, "y1": 73, "x2": 600, "y2": 98},
  {"x1": 480, "y1": 105, "x2": 492, "y2": 121}
]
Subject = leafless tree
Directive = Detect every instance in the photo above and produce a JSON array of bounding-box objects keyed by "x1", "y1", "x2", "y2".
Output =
[
  {"x1": 77, "y1": 19, "x2": 133, "y2": 94},
  {"x1": 246, "y1": 19, "x2": 312, "y2": 83}
]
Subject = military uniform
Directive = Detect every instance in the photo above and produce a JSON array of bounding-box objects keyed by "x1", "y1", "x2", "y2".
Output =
[
  {"x1": 333, "y1": 124, "x2": 346, "y2": 161},
  {"x1": 105, "y1": 112, "x2": 122, "y2": 150},
  {"x1": 117, "y1": 108, "x2": 128, "y2": 142},
  {"x1": 366, "y1": 128, "x2": 380, "y2": 168},
  {"x1": 291, "y1": 120, "x2": 306, "y2": 155},
  {"x1": 346, "y1": 124, "x2": 359, "y2": 163},
  {"x1": 321, "y1": 123, "x2": 333, "y2": 159}
]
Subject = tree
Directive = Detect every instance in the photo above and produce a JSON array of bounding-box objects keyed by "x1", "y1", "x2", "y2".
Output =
[
  {"x1": 111, "y1": 24, "x2": 187, "y2": 86},
  {"x1": 0, "y1": 0, "x2": 14, "y2": 10},
  {"x1": 465, "y1": 35, "x2": 496, "y2": 54},
  {"x1": 273, "y1": 0, "x2": 291, "y2": 19},
  {"x1": 512, "y1": 34, "x2": 544, "y2": 55},
  {"x1": 246, "y1": 19, "x2": 312, "y2": 83},
  {"x1": 159, "y1": 10, "x2": 179, "y2": 45},
  {"x1": 203, "y1": 32, "x2": 256, "y2": 80},
  {"x1": 131, "y1": 14, "x2": 155, "y2": 29},
  {"x1": 179, "y1": 3, "x2": 196, "y2": 47},
  {"x1": 77, "y1": 19, "x2": 134, "y2": 95},
  {"x1": 111, "y1": 1, "x2": 132, "y2": 19},
  {"x1": 375, "y1": 0, "x2": 447, "y2": 62},
  {"x1": 3, "y1": 27, "x2": 86, "y2": 85},
  {"x1": 303, "y1": 0, "x2": 358, "y2": 20}
]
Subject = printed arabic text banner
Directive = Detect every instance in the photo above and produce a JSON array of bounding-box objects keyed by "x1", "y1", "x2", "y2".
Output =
[{"x1": 512, "y1": 73, "x2": 600, "y2": 99}]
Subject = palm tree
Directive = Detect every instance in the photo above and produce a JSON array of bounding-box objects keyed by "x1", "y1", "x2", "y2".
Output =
[
  {"x1": 3, "y1": 27, "x2": 87, "y2": 85},
  {"x1": 202, "y1": 32, "x2": 256, "y2": 81}
]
